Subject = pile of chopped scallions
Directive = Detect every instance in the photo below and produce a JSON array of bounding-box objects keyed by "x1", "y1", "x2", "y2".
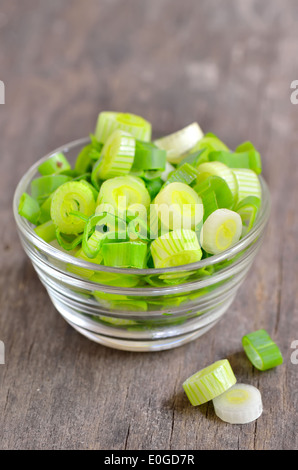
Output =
[{"x1": 18, "y1": 111, "x2": 263, "y2": 270}]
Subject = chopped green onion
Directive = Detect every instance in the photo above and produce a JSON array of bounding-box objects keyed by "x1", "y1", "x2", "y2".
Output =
[
  {"x1": 154, "y1": 182, "x2": 203, "y2": 231},
  {"x1": 194, "y1": 175, "x2": 234, "y2": 220},
  {"x1": 31, "y1": 174, "x2": 72, "y2": 202},
  {"x1": 235, "y1": 196, "x2": 261, "y2": 236},
  {"x1": 132, "y1": 140, "x2": 166, "y2": 171},
  {"x1": 232, "y1": 168, "x2": 261, "y2": 203},
  {"x1": 55, "y1": 229, "x2": 83, "y2": 251},
  {"x1": 190, "y1": 132, "x2": 230, "y2": 161},
  {"x1": 160, "y1": 162, "x2": 176, "y2": 182},
  {"x1": 197, "y1": 161, "x2": 238, "y2": 202},
  {"x1": 235, "y1": 141, "x2": 262, "y2": 174},
  {"x1": 209, "y1": 144, "x2": 262, "y2": 174},
  {"x1": 242, "y1": 329, "x2": 283, "y2": 371},
  {"x1": 145, "y1": 177, "x2": 164, "y2": 200},
  {"x1": 177, "y1": 148, "x2": 207, "y2": 168},
  {"x1": 38, "y1": 194, "x2": 53, "y2": 224},
  {"x1": 91, "y1": 271, "x2": 140, "y2": 287},
  {"x1": 68, "y1": 247, "x2": 103, "y2": 279},
  {"x1": 102, "y1": 241, "x2": 148, "y2": 268},
  {"x1": 18, "y1": 192, "x2": 41, "y2": 225},
  {"x1": 200, "y1": 209, "x2": 242, "y2": 254},
  {"x1": 34, "y1": 220, "x2": 56, "y2": 242},
  {"x1": 50, "y1": 181, "x2": 96, "y2": 234},
  {"x1": 74, "y1": 135, "x2": 103, "y2": 174},
  {"x1": 151, "y1": 229, "x2": 202, "y2": 268},
  {"x1": 212, "y1": 383, "x2": 263, "y2": 424},
  {"x1": 95, "y1": 111, "x2": 152, "y2": 143},
  {"x1": 37, "y1": 152, "x2": 71, "y2": 176},
  {"x1": 91, "y1": 129, "x2": 136, "y2": 185},
  {"x1": 97, "y1": 175, "x2": 150, "y2": 215},
  {"x1": 154, "y1": 122, "x2": 204, "y2": 164},
  {"x1": 162, "y1": 163, "x2": 198, "y2": 187},
  {"x1": 183, "y1": 359, "x2": 237, "y2": 406}
]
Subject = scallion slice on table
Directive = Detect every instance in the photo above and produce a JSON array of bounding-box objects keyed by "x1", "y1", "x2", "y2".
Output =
[
  {"x1": 91, "y1": 129, "x2": 135, "y2": 185},
  {"x1": 242, "y1": 329, "x2": 283, "y2": 371},
  {"x1": 50, "y1": 181, "x2": 96, "y2": 234},
  {"x1": 200, "y1": 208, "x2": 242, "y2": 255},
  {"x1": 212, "y1": 383, "x2": 263, "y2": 424},
  {"x1": 183, "y1": 359, "x2": 237, "y2": 406},
  {"x1": 154, "y1": 182, "x2": 203, "y2": 231},
  {"x1": 232, "y1": 168, "x2": 261, "y2": 203},
  {"x1": 196, "y1": 161, "x2": 238, "y2": 202},
  {"x1": 18, "y1": 192, "x2": 41, "y2": 225},
  {"x1": 95, "y1": 111, "x2": 152, "y2": 143},
  {"x1": 150, "y1": 229, "x2": 202, "y2": 269},
  {"x1": 154, "y1": 122, "x2": 204, "y2": 163},
  {"x1": 37, "y1": 152, "x2": 71, "y2": 176},
  {"x1": 101, "y1": 241, "x2": 148, "y2": 268}
]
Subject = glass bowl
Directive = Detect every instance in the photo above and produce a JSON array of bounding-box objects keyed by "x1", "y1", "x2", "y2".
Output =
[{"x1": 13, "y1": 137, "x2": 271, "y2": 352}]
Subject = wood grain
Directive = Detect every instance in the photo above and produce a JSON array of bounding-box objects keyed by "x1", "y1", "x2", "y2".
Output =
[{"x1": 0, "y1": 0, "x2": 297, "y2": 450}]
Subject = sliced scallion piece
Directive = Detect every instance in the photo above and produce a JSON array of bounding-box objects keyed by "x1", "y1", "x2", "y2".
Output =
[
  {"x1": 151, "y1": 229, "x2": 202, "y2": 269},
  {"x1": 102, "y1": 241, "x2": 148, "y2": 268},
  {"x1": 18, "y1": 192, "x2": 41, "y2": 225},
  {"x1": 200, "y1": 209, "x2": 242, "y2": 255},
  {"x1": 212, "y1": 383, "x2": 263, "y2": 424},
  {"x1": 38, "y1": 194, "x2": 53, "y2": 224},
  {"x1": 55, "y1": 230, "x2": 83, "y2": 251},
  {"x1": 31, "y1": 174, "x2": 72, "y2": 203},
  {"x1": 37, "y1": 152, "x2": 71, "y2": 176},
  {"x1": 194, "y1": 175, "x2": 234, "y2": 220},
  {"x1": 95, "y1": 111, "x2": 152, "y2": 143},
  {"x1": 132, "y1": 140, "x2": 166, "y2": 171},
  {"x1": 74, "y1": 135, "x2": 103, "y2": 174},
  {"x1": 50, "y1": 181, "x2": 96, "y2": 234},
  {"x1": 145, "y1": 177, "x2": 164, "y2": 200},
  {"x1": 235, "y1": 141, "x2": 262, "y2": 174},
  {"x1": 97, "y1": 175, "x2": 150, "y2": 215},
  {"x1": 34, "y1": 220, "x2": 56, "y2": 242},
  {"x1": 91, "y1": 129, "x2": 135, "y2": 185},
  {"x1": 232, "y1": 168, "x2": 261, "y2": 203},
  {"x1": 68, "y1": 247, "x2": 103, "y2": 280},
  {"x1": 183, "y1": 359, "x2": 237, "y2": 406},
  {"x1": 154, "y1": 182, "x2": 203, "y2": 231},
  {"x1": 162, "y1": 163, "x2": 198, "y2": 187},
  {"x1": 160, "y1": 162, "x2": 176, "y2": 182},
  {"x1": 209, "y1": 145, "x2": 262, "y2": 174},
  {"x1": 154, "y1": 122, "x2": 204, "y2": 164},
  {"x1": 235, "y1": 196, "x2": 261, "y2": 236},
  {"x1": 191, "y1": 132, "x2": 229, "y2": 162},
  {"x1": 242, "y1": 329, "x2": 283, "y2": 371},
  {"x1": 197, "y1": 162, "x2": 238, "y2": 202}
]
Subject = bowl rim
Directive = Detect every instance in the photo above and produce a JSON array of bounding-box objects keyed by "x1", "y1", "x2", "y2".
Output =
[{"x1": 13, "y1": 136, "x2": 271, "y2": 275}]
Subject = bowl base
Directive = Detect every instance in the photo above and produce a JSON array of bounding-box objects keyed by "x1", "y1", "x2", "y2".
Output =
[{"x1": 60, "y1": 314, "x2": 219, "y2": 352}]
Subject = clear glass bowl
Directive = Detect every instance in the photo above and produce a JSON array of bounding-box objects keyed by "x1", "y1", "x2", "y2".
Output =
[{"x1": 13, "y1": 137, "x2": 271, "y2": 351}]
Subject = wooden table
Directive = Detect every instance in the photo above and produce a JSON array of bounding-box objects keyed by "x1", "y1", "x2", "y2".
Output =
[{"x1": 0, "y1": 0, "x2": 297, "y2": 450}]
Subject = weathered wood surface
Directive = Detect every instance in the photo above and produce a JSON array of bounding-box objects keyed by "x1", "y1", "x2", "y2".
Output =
[{"x1": 0, "y1": 0, "x2": 297, "y2": 450}]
